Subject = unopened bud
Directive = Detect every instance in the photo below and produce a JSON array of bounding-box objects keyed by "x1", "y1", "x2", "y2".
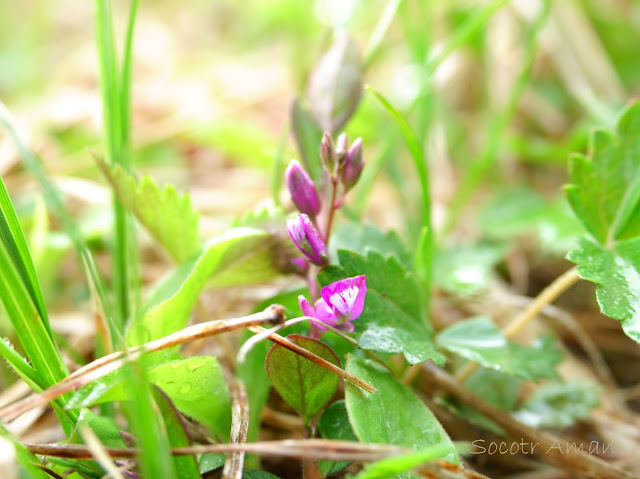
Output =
[
  {"x1": 320, "y1": 132, "x2": 336, "y2": 170},
  {"x1": 286, "y1": 214, "x2": 329, "y2": 266},
  {"x1": 339, "y1": 137, "x2": 364, "y2": 190},
  {"x1": 335, "y1": 133, "x2": 348, "y2": 162},
  {"x1": 285, "y1": 160, "x2": 321, "y2": 216}
]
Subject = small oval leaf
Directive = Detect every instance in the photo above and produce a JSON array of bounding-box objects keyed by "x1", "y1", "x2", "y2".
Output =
[{"x1": 266, "y1": 335, "x2": 340, "y2": 421}]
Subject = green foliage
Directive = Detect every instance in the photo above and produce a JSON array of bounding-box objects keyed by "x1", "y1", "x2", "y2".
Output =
[
  {"x1": 0, "y1": 424, "x2": 49, "y2": 479},
  {"x1": 127, "y1": 227, "x2": 282, "y2": 345},
  {"x1": 568, "y1": 237, "x2": 640, "y2": 343},
  {"x1": 318, "y1": 400, "x2": 357, "y2": 475},
  {"x1": 291, "y1": 99, "x2": 324, "y2": 185},
  {"x1": 68, "y1": 356, "x2": 231, "y2": 439},
  {"x1": 96, "y1": 157, "x2": 200, "y2": 263},
  {"x1": 152, "y1": 387, "x2": 201, "y2": 479},
  {"x1": 351, "y1": 444, "x2": 461, "y2": 479},
  {"x1": 566, "y1": 103, "x2": 640, "y2": 245},
  {"x1": 433, "y1": 243, "x2": 504, "y2": 296},
  {"x1": 436, "y1": 316, "x2": 562, "y2": 381},
  {"x1": 320, "y1": 250, "x2": 445, "y2": 365},
  {"x1": 67, "y1": 409, "x2": 125, "y2": 449},
  {"x1": 513, "y1": 382, "x2": 601, "y2": 428},
  {"x1": 345, "y1": 356, "x2": 458, "y2": 478},
  {"x1": 266, "y1": 335, "x2": 340, "y2": 422}
]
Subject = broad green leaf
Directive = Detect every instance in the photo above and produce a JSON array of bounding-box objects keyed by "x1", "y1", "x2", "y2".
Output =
[
  {"x1": 567, "y1": 237, "x2": 640, "y2": 343},
  {"x1": 266, "y1": 335, "x2": 340, "y2": 422},
  {"x1": 565, "y1": 102, "x2": 640, "y2": 245},
  {"x1": 307, "y1": 31, "x2": 363, "y2": 133},
  {"x1": 199, "y1": 453, "x2": 226, "y2": 474},
  {"x1": 68, "y1": 409, "x2": 125, "y2": 448},
  {"x1": 152, "y1": 387, "x2": 200, "y2": 479},
  {"x1": 330, "y1": 222, "x2": 412, "y2": 270},
  {"x1": 68, "y1": 356, "x2": 231, "y2": 439},
  {"x1": 433, "y1": 243, "x2": 504, "y2": 296},
  {"x1": 513, "y1": 382, "x2": 601, "y2": 429},
  {"x1": 436, "y1": 316, "x2": 562, "y2": 381},
  {"x1": 352, "y1": 443, "x2": 459, "y2": 479},
  {"x1": 96, "y1": 156, "x2": 200, "y2": 263},
  {"x1": 242, "y1": 471, "x2": 283, "y2": 479},
  {"x1": 318, "y1": 400, "x2": 357, "y2": 476},
  {"x1": 345, "y1": 356, "x2": 458, "y2": 479},
  {"x1": 319, "y1": 250, "x2": 445, "y2": 364},
  {"x1": 0, "y1": 424, "x2": 49, "y2": 479},
  {"x1": 291, "y1": 98, "x2": 324, "y2": 185},
  {"x1": 127, "y1": 227, "x2": 282, "y2": 345}
]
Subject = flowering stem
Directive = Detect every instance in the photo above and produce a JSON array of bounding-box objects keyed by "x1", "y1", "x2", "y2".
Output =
[{"x1": 324, "y1": 177, "x2": 339, "y2": 243}]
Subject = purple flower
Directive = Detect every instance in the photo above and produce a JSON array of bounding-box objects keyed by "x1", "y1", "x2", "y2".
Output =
[
  {"x1": 286, "y1": 214, "x2": 328, "y2": 266},
  {"x1": 339, "y1": 137, "x2": 363, "y2": 190},
  {"x1": 298, "y1": 275, "x2": 366, "y2": 333},
  {"x1": 285, "y1": 160, "x2": 321, "y2": 217}
]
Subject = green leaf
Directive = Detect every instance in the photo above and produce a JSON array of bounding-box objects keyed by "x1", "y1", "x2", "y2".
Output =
[
  {"x1": 330, "y1": 222, "x2": 412, "y2": 270},
  {"x1": 68, "y1": 356, "x2": 231, "y2": 439},
  {"x1": 319, "y1": 250, "x2": 445, "y2": 365},
  {"x1": 513, "y1": 382, "x2": 601, "y2": 429},
  {"x1": 307, "y1": 32, "x2": 363, "y2": 133},
  {"x1": 567, "y1": 237, "x2": 640, "y2": 343},
  {"x1": 318, "y1": 400, "x2": 357, "y2": 476},
  {"x1": 436, "y1": 316, "x2": 562, "y2": 381},
  {"x1": 565, "y1": 102, "x2": 640, "y2": 244},
  {"x1": 352, "y1": 444, "x2": 459, "y2": 479},
  {"x1": 0, "y1": 424, "x2": 49, "y2": 479},
  {"x1": 199, "y1": 453, "x2": 226, "y2": 474},
  {"x1": 345, "y1": 356, "x2": 458, "y2": 479},
  {"x1": 127, "y1": 227, "x2": 282, "y2": 345},
  {"x1": 266, "y1": 335, "x2": 340, "y2": 422},
  {"x1": 68, "y1": 409, "x2": 125, "y2": 448},
  {"x1": 96, "y1": 157, "x2": 200, "y2": 263},
  {"x1": 242, "y1": 471, "x2": 283, "y2": 479},
  {"x1": 152, "y1": 387, "x2": 201, "y2": 479},
  {"x1": 433, "y1": 243, "x2": 504, "y2": 296}
]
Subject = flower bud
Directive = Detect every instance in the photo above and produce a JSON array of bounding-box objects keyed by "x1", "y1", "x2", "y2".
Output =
[
  {"x1": 335, "y1": 133, "x2": 348, "y2": 162},
  {"x1": 320, "y1": 132, "x2": 336, "y2": 171},
  {"x1": 339, "y1": 137, "x2": 363, "y2": 190},
  {"x1": 285, "y1": 160, "x2": 321, "y2": 216},
  {"x1": 286, "y1": 214, "x2": 328, "y2": 266}
]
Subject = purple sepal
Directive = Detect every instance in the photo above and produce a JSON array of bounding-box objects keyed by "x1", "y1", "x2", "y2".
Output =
[{"x1": 340, "y1": 137, "x2": 363, "y2": 189}]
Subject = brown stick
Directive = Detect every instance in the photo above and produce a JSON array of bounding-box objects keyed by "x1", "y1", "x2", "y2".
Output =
[
  {"x1": 24, "y1": 439, "x2": 406, "y2": 462},
  {"x1": 222, "y1": 380, "x2": 249, "y2": 479},
  {"x1": 422, "y1": 362, "x2": 635, "y2": 479},
  {"x1": 0, "y1": 306, "x2": 285, "y2": 423},
  {"x1": 246, "y1": 325, "x2": 376, "y2": 393}
]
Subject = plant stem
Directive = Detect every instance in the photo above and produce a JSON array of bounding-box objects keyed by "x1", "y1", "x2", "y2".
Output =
[
  {"x1": 324, "y1": 177, "x2": 339, "y2": 243},
  {"x1": 455, "y1": 267, "x2": 580, "y2": 383}
]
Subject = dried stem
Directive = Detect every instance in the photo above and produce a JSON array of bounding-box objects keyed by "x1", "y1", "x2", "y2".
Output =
[
  {"x1": 422, "y1": 362, "x2": 635, "y2": 479},
  {"x1": 455, "y1": 267, "x2": 580, "y2": 383},
  {"x1": 246, "y1": 325, "x2": 376, "y2": 393},
  {"x1": 222, "y1": 380, "x2": 249, "y2": 479},
  {"x1": 0, "y1": 306, "x2": 285, "y2": 423}
]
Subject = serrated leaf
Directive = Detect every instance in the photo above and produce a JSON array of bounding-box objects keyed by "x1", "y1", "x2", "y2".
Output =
[
  {"x1": 436, "y1": 316, "x2": 562, "y2": 381},
  {"x1": 330, "y1": 222, "x2": 412, "y2": 270},
  {"x1": 127, "y1": 227, "x2": 282, "y2": 345},
  {"x1": 513, "y1": 382, "x2": 601, "y2": 428},
  {"x1": 319, "y1": 250, "x2": 445, "y2": 365},
  {"x1": 152, "y1": 387, "x2": 200, "y2": 479},
  {"x1": 266, "y1": 335, "x2": 340, "y2": 421},
  {"x1": 68, "y1": 356, "x2": 231, "y2": 439},
  {"x1": 433, "y1": 243, "x2": 504, "y2": 296},
  {"x1": 345, "y1": 356, "x2": 458, "y2": 479},
  {"x1": 567, "y1": 237, "x2": 640, "y2": 343},
  {"x1": 318, "y1": 400, "x2": 357, "y2": 476},
  {"x1": 307, "y1": 31, "x2": 363, "y2": 133},
  {"x1": 565, "y1": 102, "x2": 640, "y2": 245},
  {"x1": 96, "y1": 157, "x2": 200, "y2": 262}
]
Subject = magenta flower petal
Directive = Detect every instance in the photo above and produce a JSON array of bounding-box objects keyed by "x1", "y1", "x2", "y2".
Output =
[
  {"x1": 320, "y1": 275, "x2": 367, "y2": 325},
  {"x1": 286, "y1": 214, "x2": 328, "y2": 266}
]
